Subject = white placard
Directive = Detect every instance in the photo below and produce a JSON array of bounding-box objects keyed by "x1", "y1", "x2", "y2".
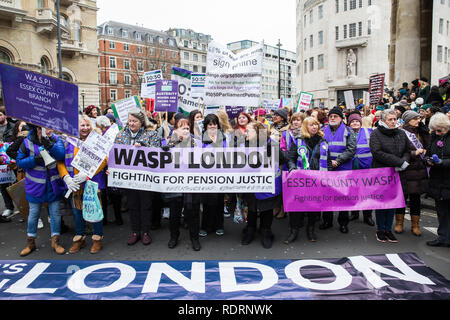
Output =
[
  {"x1": 111, "y1": 96, "x2": 141, "y2": 129},
  {"x1": 296, "y1": 92, "x2": 314, "y2": 112},
  {"x1": 191, "y1": 73, "x2": 206, "y2": 98},
  {"x1": 140, "y1": 70, "x2": 163, "y2": 99},
  {"x1": 344, "y1": 91, "x2": 355, "y2": 109}
]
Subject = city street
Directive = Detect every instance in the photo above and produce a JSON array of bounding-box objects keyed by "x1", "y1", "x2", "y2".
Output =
[{"x1": 1, "y1": 194, "x2": 449, "y2": 282}]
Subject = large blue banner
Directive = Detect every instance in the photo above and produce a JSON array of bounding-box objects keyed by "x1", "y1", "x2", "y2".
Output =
[
  {"x1": 0, "y1": 63, "x2": 79, "y2": 137},
  {"x1": 0, "y1": 253, "x2": 448, "y2": 300}
]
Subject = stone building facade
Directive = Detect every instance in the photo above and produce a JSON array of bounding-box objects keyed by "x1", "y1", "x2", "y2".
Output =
[
  {"x1": 98, "y1": 21, "x2": 180, "y2": 110},
  {"x1": 0, "y1": 0, "x2": 99, "y2": 110}
]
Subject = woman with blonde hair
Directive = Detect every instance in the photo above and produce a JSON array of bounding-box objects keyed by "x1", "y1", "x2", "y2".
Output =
[
  {"x1": 285, "y1": 117, "x2": 332, "y2": 243},
  {"x1": 216, "y1": 110, "x2": 233, "y2": 135}
]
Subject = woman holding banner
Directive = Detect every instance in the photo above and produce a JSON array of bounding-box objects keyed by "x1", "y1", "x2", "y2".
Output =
[
  {"x1": 286, "y1": 117, "x2": 332, "y2": 243},
  {"x1": 370, "y1": 109, "x2": 411, "y2": 243},
  {"x1": 395, "y1": 110, "x2": 430, "y2": 236},
  {"x1": 115, "y1": 110, "x2": 161, "y2": 246},
  {"x1": 58, "y1": 115, "x2": 108, "y2": 254},
  {"x1": 200, "y1": 114, "x2": 228, "y2": 237},
  {"x1": 162, "y1": 116, "x2": 202, "y2": 251},
  {"x1": 16, "y1": 125, "x2": 66, "y2": 256},
  {"x1": 240, "y1": 122, "x2": 287, "y2": 249}
]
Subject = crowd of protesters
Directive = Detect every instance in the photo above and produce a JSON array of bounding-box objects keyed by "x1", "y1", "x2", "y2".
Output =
[{"x1": 0, "y1": 77, "x2": 449, "y2": 256}]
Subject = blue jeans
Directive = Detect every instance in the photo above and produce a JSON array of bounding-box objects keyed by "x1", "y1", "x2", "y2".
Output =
[
  {"x1": 72, "y1": 205, "x2": 103, "y2": 237},
  {"x1": 27, "y1": 201, "x2": 61, "y2": 238},
  {"x1": 375, "y1": 209, "x2": 395, "y2": 232}
]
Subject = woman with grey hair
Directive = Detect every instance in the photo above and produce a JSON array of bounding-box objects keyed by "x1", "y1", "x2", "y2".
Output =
[
  {"x1": 370, "y1": 109, "x2": 411, "y2": 243},
  {"x1": 425, "y1": 112, "x2": 450, "y2": 247},
  {"x1": 115, "y1": 110, "x2": 161, "y2": 246}
]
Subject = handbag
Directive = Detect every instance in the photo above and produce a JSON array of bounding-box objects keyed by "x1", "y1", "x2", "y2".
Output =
[{"x1": 82, "y1": 180, "x2": 104, "y2": 223}]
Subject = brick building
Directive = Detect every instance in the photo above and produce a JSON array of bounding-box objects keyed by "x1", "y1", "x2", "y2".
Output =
[{"x1": 97, "y1": 21, "x2": 180, "y2": 110}]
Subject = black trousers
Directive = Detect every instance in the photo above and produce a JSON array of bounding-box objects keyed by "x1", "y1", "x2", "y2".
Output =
[
  {"x1": 0, "y1": 183, "x2": 14, "y2": 210},
  {"x1": 322, "y1": 211, "x2": 349, "y2": 226},
  {"x1": 351, "y1": 210, "x2": 373, "y2": 218},
  {"x1": 289, "y1": 212, "x2": 317, "y2": 229},
  {"x1": 435, "y1": 199, "x2": 450, "y2": 244},
  {"x1": 201, "y1": 194, "x2": 224, "y2": 232},
  {"x1": 151, "y1": 192, "x2": 163, "y2": 227},
  {"x1": 396, "y1": 194, "x2": 421, "y2": 216},
  {"x1": 247, "y1": 209, "x2": 273, "y2": 230},
  {"x1": 126, "y1": 190, "x2": 153, "y2": 233},
  {"x1": 183, "y1": 195, "x2": 201, "y2": 240}
]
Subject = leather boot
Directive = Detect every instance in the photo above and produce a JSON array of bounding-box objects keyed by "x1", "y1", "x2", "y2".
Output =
[
  {"x1": 261, "y1": 228, "x2": 274, "y2": 249},
  {"x1": 168, "y1": 232, "x2": 179, "y2": 249},
  {"x1": 241, "y1": 226, "x2": 255, "y2": 245},
  {"x1": 69, "y1": 235, "x2": 86, "y2": 254},
  {"x1": 283, "y1": 228, "x2": 299, "y2": 244},
  {"x1": 20, "y1": 237, "x2": 36, "y2": 257},
  {"x1": 307, "y1": 224, "x2": 317, "y2": 242},
  {"x1": 191, "y1": 237, "x2": 201, "y2": 251},
  {"x1": 410, "y1": 215, "x2": 422, "y2": 237},
  {"x1": 51, "y1": 235, "x2": 65, "y2": 255},
  {"x1": 394, "y1": 214, "x2": 404, "y2": 234},
  {"x1": 90, "y1": 235, "x2": 103, "y2": 254}
]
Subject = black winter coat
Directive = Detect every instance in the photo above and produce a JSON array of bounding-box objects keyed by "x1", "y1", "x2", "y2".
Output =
[
  {"x1": 401, "y1": 123, "x2": 430, "y2": 195},
  {"x1": 369, "y1": 124, "x2": 411, "y2": 191},
  {"x1": 427, "y1": 132, "x2": 450, "y2": 200},
  {"x1": 287, "y1": 134, "x2": 332, "y2": 171}
]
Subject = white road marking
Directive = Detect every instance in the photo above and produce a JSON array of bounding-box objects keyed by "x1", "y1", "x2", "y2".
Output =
[{"x1": 424, "y1": 227, "x2": 438, "y2": 236}]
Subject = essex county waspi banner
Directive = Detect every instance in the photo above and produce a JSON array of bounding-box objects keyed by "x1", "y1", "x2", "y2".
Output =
[
  {"x1": 107, "y1": 145, "x2": 275, "y2": 193},
  {"x1": 0, "y1": 253, "x2": 448, "y2": 300},
  {"x1": 283, "y1": 168, "x2": 406, "y2": 212},
  {"x1": 205, "y1": 41, "x2": 263, "y2": 107},
  {"x1": 0, "y1": 63, "x2": 79, "y2": 137}
]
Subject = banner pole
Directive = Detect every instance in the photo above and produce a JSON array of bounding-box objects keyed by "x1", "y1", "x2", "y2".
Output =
[{"x1": 165, "y1": 111, "x2": 168, "y2": 141}]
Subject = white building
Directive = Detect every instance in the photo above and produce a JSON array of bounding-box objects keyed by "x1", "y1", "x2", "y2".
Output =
[
  {"x1": 227, "y1": 40, "x2": 297, "y2": 100},
  {"x1": 432, "y1": 0, "x2": 450, "y2": 85},
  {"x1": 167, "y1": 28, "x2": 212, "y2": 73},
  {"x1": 296, "y1": 0, "x2": 391, "y2": 107}
]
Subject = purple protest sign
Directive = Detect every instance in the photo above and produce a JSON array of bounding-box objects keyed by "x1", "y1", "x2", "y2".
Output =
[
  {"x1": 155, "y1": 80, "x2": 178, "y2": 112},
  {"x1": 226, "y1": 106, "x2": 245, "y2": 120},
  {"x1": 283, "y1": 168, "x2": 406, "y2": 212},
  {"x1": 0, "y1": 63, "x2": 79, "y2": 137}
]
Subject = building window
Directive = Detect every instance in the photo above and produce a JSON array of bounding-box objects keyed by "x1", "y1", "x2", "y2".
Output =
[
  {"x1": 309, "y1": 9, "x2": 313, "y2": 24},
  {"x1": 193, "y1": 54, "x2": 198, "y2": 61},
  {"x1": 40, "y1": 56, "x2": 50, "y2": 74},
  {"x1": 125, "y1": 90, "x2": 131, "y2": 98},
  {"x1": 184, "y1": 64, "x2": 190, "y2": 70},
  {"x1": 441, "y1": 0, "x2": 445, "y2": 4},
  {"x1": 135, "y1": 33, "x2": 141, "y2": 41},
  {"x1": 184, "y1": 40, "x2": 189, "y2": 48},
  {"x1": 202, "y1": 66, "x2": 206, "y2": 73},
  {"x1": 161, "y1": 50, "x2": 165, "y2": 57},
  {"x1": 359, "y1": 0, "x2": 363, "y2": 8},
  {"x1": 193, "y1": 42, "x2": 198, "y2": 49},
  {"x1": 318, "y1": 5, "x2": 323, "y2": 19},
  {"x1": 107, "y1": 27, "x2": 114, "y2": 35},
  {"x1": 161, "y1": 64, "x2": 166, "y2": 72},
  {"x1": 202, "y1": 44, "x2": 206, "y2": 51},
  {"x1": 349, "y1": 23, "x2": 356, "y2": 37},
  {"x1": 304, "y1": 38, "x2": 307, "y2": 51},
  {"x1": 344, "y1": 0, "x2": 348, "y2": 11},
  {"x1": 202, "y1": 55, "x2": 206, "y2": 63},
  {"x1": 37, "y1": 0, "x2": 44, "y2": 8},
  {"x1": 310, "y1": 35, "x2": 313, "y2": 48},
  {"x1": 336, "y1": 0, "x2": 339, "y2": 13},
  {"x1": 193, "y1": 65, "x2": 198, "y2": 72},
  {"x1": 122, "y1": 30, "x2": 128, "y2": 38},
  {"x1": 447, "y1": 21, "x2": 449, "y2": 35},
  {"x1": 168, "y1": 39, "x2": 175, "y2": 46},
  {"x1": 445, "y1": 47, "x2": 448, "y2": 63},
  {"x1": 137, "y1": 61, "x2": 143, "y2": 71},
  {"x1": 358, "y1": 21, "x2": 363, "y2": 36},
  {"x1": 124, "y1": 59, "x2": 130, "y2": 70},
  {"x1": 304, "y1": 15, "x2": 306, "y2": 28},
  {"x1": 110, "y1": 89, "x2": 117, "y2": 102},
  {"x1": 368, "y1": 0, "x2": 372, "y2": 5},
  {"x1": 138, "y1": 46, "x2": 143, "y2": 53},
  {"x1": 73, "y1": 21, "x2": 80, "y2": 41},
  {"x1": 124, "y1": 43, "x2": 129, "y2": 51},
  {"x1": 437, "y1": 45, "x2": 443, "y2": 62},
  {"x1": 150, "y1": 63, "x2": 156, "y2": 70},
  {"x1": 344, "y1": 25, "x2": 348, "y2": 39},
  {"x1": 172, "y1": 51, "x2": 177, "y2": 59},
  {"x1": 350, "y1": 0, "x2": 356, "y2": 9},
  {"x1": 124, "y1": 74, "x2": 131, "y2": 85},
  {"x1": 319, "y1": 31, "x2": 324, "y2": 45},
  {"x1": 109, "y1": 72, "x2": 117, "y2": 84},
  {"x1": 109, "y1": 57, "x2": 116, "y2": 68},
  {"x1": 335, "y1": 26, "x2": 339, "y2": 40},
  {"x1": 309, "y1": 57, "x2": 314, "y2": 71},
  {"x1": 159, "y1": 37, "x2": 164, "y2": 44},
  {"x1": 184, "y1": 52, "x2": 189, "y2": 60},
  {"x1": 318, "y1": 54, "x2": 324, "y2": 69},
  {"x1": 304, "y1": 60, "x2": 307, "y2": 73},
  {"x1": 109, "y1": 41, "x2": 115, "y2": 49},
  {"x1": 0, "y1": 50, "x2": 12, "y2": 64},
  {"x1": 150, "y1": 48, "x2": 155, "y2": 55},
  {"x1": 368, "y1": 20, "x2": 372, "y2": 35},
  {"x1": 439, "y1": 19, "x2": 444, "y2": 34}
]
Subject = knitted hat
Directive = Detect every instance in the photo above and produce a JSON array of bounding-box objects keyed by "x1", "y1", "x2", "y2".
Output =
[
  {"x1": 254, "y1": 108, "x2": 267, "y2": 116},
  {"x1": 415, "y1": 97, "x2": 424, "y2": 106},
  {"x1": 394, "y1": 105, "x2": 406, "y2": 114},
  {"x1": 273, "y1": 108, "x2": 288, "y2": 121},
  {"x1": 328, "y1": 106, "x2": 344, "y2": 119},
  {"x1": 402, "y1": 110, "x2": 420, "y2": 124},
  {"x1": 348, "y1": 112, "x2": 362, "y2": 126},
  {"x1": 105, "y1": 113, "x2": 116, "y2": 123},
  {"x1": 421, "y1": 104, "x2": 432, "y2": 110},
  {"x1": 84, "y1": 105, "x2": 97, "y2": 116},
  {"x1": 376, "y1": 105, "x2": 385, "y2": 111}
]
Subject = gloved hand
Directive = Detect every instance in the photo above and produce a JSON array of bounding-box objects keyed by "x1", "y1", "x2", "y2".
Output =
[
  {"x1": 73, "y1": 172, "x2": 88, "y2": 184},
  {"x1": 63, "y1": 175, "x2": 80, "y2": 192},
  {"x1": 42, "y1": 136, "x2": 55, "y2": 150},
  {"x1": 161, "y1": 145, "x2": 171, "y2": 152},
  {"x1": 34, "y1": 154, "x2": 45, "y2": 166}
]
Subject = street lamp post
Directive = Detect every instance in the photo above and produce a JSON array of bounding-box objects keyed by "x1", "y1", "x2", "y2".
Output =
[
  {"x1": 81, "y1": 90, "x2": 85, "y2": 111},
  {"x1": 277, "y1": 39, "x2": 282, "y2": 99}
]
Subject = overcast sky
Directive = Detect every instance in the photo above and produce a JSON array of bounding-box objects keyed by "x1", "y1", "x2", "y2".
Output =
[{"x1": 96, "y1": 0, "x2": 297, "y2": 52}]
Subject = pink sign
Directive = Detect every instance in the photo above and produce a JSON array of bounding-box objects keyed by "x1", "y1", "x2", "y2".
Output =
[{"x1": 283, "y1": 168, "x2": 406, "y2": 212}]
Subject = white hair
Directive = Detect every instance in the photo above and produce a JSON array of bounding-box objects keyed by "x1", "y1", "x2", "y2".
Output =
[
  {"x1": 96, "y1": 115, "x2": 110, "y2": 128},
  {"x1": 429, "y1": 112, "x2": 450, "y2": 131}
]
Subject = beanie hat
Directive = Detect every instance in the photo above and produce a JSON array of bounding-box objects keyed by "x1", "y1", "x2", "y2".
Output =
[
  {"x1": 347, "y1": 112, "x2": 362, "y2": 126},
  {"x1": 394, "y1": 105, "x2": 406, "y2": 114},
  {"x1": 84, "y1": 105, "x2": 97, "y2": 116},
  {"x1": 328, "y1": 106, "x2": 344, "y2": 119},
  {"x1": 421, "y1": 104, "x2": 432, "y2": 110},
  {"x1": 254, "y1": 108, "x2": 267, "y2": 116},
  {"x1": 402, "y1": 110, "x2": 420, "y2": 124},
  {"x1": 273, "y1": 108, "x2": 288, "y2": 121},
  {"x1": 376, "y1": 105, "x2": 385, "y2": 111},
  {"x1": 105, "y1": 113, "x2": 116, "y2": 123},
  {"x1": 415, "y1": 97, "x2": 424, "y2": 106}
]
